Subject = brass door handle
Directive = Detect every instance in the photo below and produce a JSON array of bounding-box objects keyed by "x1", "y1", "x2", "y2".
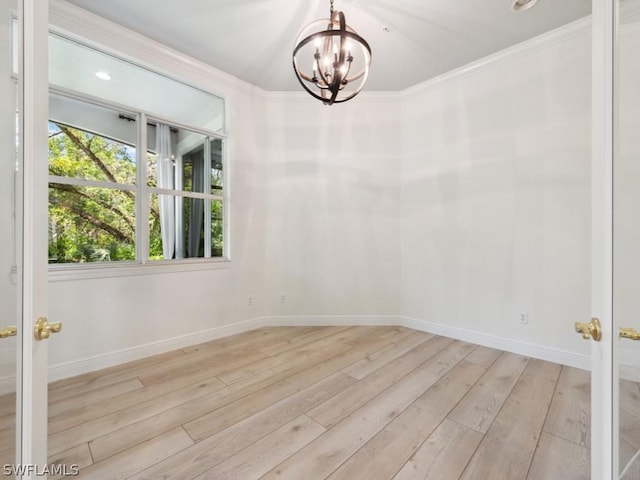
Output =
[
  {"x1": 34, "y1": 317, "x2": 62, "y2": 341},
  {"x1": 575, "y1": 317, "x2": 602, "y2": 342},
  {"x1": 0, "y1": 326, "x2": 17, "y2": 339},
  {"x1": 620, "y1": 327, "x2": 640, "y2": 341}
]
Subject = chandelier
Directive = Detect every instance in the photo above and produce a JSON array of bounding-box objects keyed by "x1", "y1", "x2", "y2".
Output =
[{"x1": 292, "y1": 0, "x2": 372, "y2": 105}]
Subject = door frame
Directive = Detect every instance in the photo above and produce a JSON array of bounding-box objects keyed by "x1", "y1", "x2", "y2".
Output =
[
  {"x1": 591, "y1": 0, "x2": 616, "y2": 478},
  {"x1": 16, "y1": 0, "x2": 49, "y2": 472}
]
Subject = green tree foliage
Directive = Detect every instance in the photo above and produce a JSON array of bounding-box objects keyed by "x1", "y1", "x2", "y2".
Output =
[
  {"x1": 48, "y1": 123, "x2": 223, "y2": 263},
  {"x1": 48, "y1": 123, "x2": 138, "y2": 263}
]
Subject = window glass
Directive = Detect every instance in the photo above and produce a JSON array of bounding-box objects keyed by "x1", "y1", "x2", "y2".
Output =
[
  {"x1": 148, "y1": 193, "x2": 222, "y2": 260},
  {"x1": 48, "y1": 184, "x2": 136, "y2": 263},
  {"x1": 147, "y1": 123, "x2": 215, "y2": 194},
  {"x1": 147, "y1": 121, "x2": 225, "y2": 261},
  {"x1": 211, "y1": 200, "x2": 224, "y2": 257},
  {"x1": 49, "y1": 95, "x2": 137, "y2": 184},
  {"x1": 49, "y1": 34, "x2": 225, "y2": 132}
]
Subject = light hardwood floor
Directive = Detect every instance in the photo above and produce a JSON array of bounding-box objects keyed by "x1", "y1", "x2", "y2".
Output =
[{"x1": 0, "y1": 326, "x2": 594, "y2": 479}]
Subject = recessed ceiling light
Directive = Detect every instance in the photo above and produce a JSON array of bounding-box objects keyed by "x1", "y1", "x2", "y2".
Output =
[
  {"x1": 95, "y1": 71, "x2": 112, "y2": 80},
  {"x1": 511, "y1": 0, "x2": 538, "y2": 12}
]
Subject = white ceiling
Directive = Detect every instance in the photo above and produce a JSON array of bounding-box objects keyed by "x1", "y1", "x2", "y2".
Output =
[{"x1": 64, "y1": 0, "x2": 591, "y2": 92}]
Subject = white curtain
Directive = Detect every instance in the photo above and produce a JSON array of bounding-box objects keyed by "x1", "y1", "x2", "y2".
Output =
[{"x1": 156, "y1": 124, "x2": 175, "y2": 259}]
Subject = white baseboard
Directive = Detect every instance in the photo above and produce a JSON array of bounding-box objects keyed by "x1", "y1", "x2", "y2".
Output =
[
  {"x1": 0, "y1": 376, "x2": 16, "y2": 396},
  {"x1": 47, "y1": 316, "x2": 272, "y2": 384},
  {"x1": 0, "y1": 313, "x2": 593, "y2": 395},
  {"x1": 620, "y1": 364, "x2": 640, "y2": 383},
  {"x1": 0, "y1": 316, "x2": 271, "y2": 395},
  {"x1": 399, "y1": 316, "x2": 590, "y2": 371},
  {"x1": 255, "y1": 314, "x2": 590, "y2": 370},
  {"x1": 266, "y1": 315, "x2": 405, "y2": 327}
]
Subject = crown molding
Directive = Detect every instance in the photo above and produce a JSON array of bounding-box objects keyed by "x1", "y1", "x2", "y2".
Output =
[{"x1": 402, "y1": 15, "x2": 591, "y2": 99}]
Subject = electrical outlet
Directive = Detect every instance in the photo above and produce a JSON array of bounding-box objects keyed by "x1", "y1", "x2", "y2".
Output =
[
  {"x1": 247, "y1": 296, "x2": 254, "y2": 306},
  {"x1": 280, "y1": 294, "x2": 286, "y2": 304},
  {"x1": 519, "y1": 313, "x2": 528, "y2": 325}
]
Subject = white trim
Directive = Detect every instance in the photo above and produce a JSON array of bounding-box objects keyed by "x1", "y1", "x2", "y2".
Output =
[
  {"x1": 592, "y1": 0, "x2": 616, "y2": 478},
  {"x1": 137, "y1": 111, "x2": 148, "y2": 263},
  {"x1": 148, "y1": 187, "x2": 223, "y2": 202},
  {"x1": 46, "y1": 316, "x2": 270, "y2": 383},
  {"x1": 20, "y1": 0, "x2": 50, "y2": 469},
  {"x1": 400, "y1": 316, "x2": 590, "y2": 371},
  {"x1": 222, "y1": 135, "x2": 231, "y2": 260},
  {"x1": 49, "y1": 84, "x2": 227, "y2": 141},
  {"x1": 48, "y1": 258, "x2": 231, "y2": 282},
  {"x1": 0, "y1": 376, "x2": 17, "y2": 396},
  {"x1": 402, "y1": 16, "x2": 591, "y2": 99},
  {"x1": 48, "y1": 176, "x2": 136, "y2": 191},
  {"x1": 13, "y1": 314, "x2": 595, "y2": 391},
  {"x1": 620, "y1": 364, "x2": 640, "y2": 383},
  {"x1": 204, "y1": 138, "x2": 212, "y2": 258},
  {"x1": 266, "y1": 315, "x2": 406, "y2": 327},
  {"x1": 268, "y1": 315, "x2": 589, "y2": 369},
  {"x1": 0, "y1": 316, "x2": 271, "y2": 394}
]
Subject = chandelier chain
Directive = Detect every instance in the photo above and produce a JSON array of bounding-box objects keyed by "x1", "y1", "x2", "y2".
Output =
[{"x1": 330, "y1": 0, "x2": 334, "y2": 14}]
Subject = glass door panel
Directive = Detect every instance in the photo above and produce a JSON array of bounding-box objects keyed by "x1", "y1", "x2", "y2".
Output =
[
  {"x1": 616, "y1": 1, "x2": 640, "y2": 478},
  {"x1": 0, "y1": 0, "x2": 20, "y2": 470}
]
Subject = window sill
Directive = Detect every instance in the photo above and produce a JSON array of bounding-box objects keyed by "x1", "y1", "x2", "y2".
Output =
[{"x1": 48, "y1": 258, "x2": 231, "y2": 282}]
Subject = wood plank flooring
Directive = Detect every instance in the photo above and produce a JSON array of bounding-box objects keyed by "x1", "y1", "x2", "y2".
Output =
[{"x1": 0, "y1": 326, "x2": 596, "y2": 479}]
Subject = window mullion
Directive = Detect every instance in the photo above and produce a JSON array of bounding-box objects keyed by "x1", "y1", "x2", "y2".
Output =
[
  {"x1": 147, "y1": 186, "x2": 222, "y2": 201},
  {"x1": 175, "y1": 154, "x2": 184, "y2": 259},
  {"x1": 222, "y1": 139, "x2": 229, "y2": 259},
  {"x1": 204, "y1": 137, "x2": 212, "y2": 258},
  {"x1": 137, "y1": 112, "x2": 149, "y2": 264},
  {"x1": 47, "y1": 175, "x2": 136, "y2": 191}
]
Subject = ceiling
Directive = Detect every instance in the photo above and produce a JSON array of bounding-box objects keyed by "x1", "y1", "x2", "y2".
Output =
[{"x1": 64, "y1": 0, "x2": 592, "y2": 92}]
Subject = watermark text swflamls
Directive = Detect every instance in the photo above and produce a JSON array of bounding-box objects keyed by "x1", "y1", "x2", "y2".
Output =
[{"x1": 3, "y1": 464, "x2": 79, "y2": 477}]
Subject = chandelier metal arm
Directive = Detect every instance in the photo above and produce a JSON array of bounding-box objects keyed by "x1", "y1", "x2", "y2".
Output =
[
  {"x1": 327, "y1": 11, "x2": 347, "y2": 103},
  {"x1": 293, "y1": 30, "x2": 370, "y2": 80}
]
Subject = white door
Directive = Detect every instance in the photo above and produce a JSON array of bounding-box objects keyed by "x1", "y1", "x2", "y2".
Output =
[
  {"x1": 0, "y1": 0, "x2": 20, "y2": 471},
  {"x1": 613, "y1": 0, "x2": 640, "y2": 478},
  {"x1": 3, "y1": 0, "x2": 51, "y2": 476},
  {"x1": 591, "y1": 0, "x2": 640, "y2": 478},
  {"x1": 590, "y1": 0, "x2": 615, "y2": 478}
]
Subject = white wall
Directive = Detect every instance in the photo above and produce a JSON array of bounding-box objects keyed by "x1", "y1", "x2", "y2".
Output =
[
  {"x1": 263, "y1": 93, "x2": 402, "y2": 320},
  {"x1": 400, "y1": 22, "x2": 592, "y2": 362}
]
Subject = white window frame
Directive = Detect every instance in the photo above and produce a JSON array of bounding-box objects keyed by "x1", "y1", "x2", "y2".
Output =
[
  {"x1": 47, "y1": 86, "x2": 230, "y2": 281},
  {"x1": 144, "y1": 114, "x2": 226, "y2": 261}
]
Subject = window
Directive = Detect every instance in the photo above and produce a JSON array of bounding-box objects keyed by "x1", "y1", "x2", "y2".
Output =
[
  {"x1": 48, "y1": 110, "x2": 137, "y2": 263},
  {"x1": 147, "y1": 122, "x2": 224, "y2": 260},
  {"x1": 48, "y1": 34, "x2": 227, "y2": 267}
]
